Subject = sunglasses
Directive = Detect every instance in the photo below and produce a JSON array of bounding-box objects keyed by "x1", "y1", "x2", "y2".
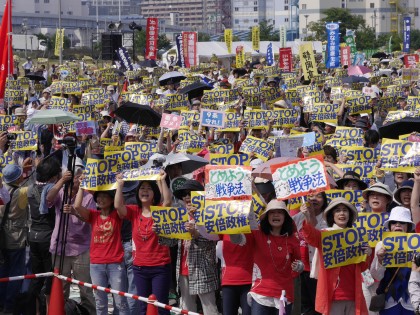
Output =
[{"x1": 389, "y1": 221, "x2": 407, "y2": 225}]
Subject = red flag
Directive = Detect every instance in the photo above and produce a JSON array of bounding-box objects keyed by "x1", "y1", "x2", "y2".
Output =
[
  {"x1": 279, "y1": 48, "x2": 292, "y2": 72},
  {"x1": 0, "y1": 0, "x2": 13, "y2": 100},
  {"x1": 145, "y1": 17, "x2": 158, "y2": 60}
]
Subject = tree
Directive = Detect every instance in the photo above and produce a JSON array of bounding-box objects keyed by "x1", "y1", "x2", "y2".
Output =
[
  {"x1": 197, "y1": 32, "x2": 211, "y2": 42},
  {"x1": 411, "y1": 29, "x2": 420, "y2": 51},
  {"x1": 376, "y1": 33, "x2": 402, "y2": 52},
  {"x1": 158, "y1": 34, "x2": 172, "y2": 50},
  {"x1": 246, "y1": 20, "x2": 279, "y2": 41},
  {"x1": 354, "y1": 26, "x2": 377, "y2": 50},
  {"x1": 308, "y1": 8, "x2": 365, "y2": 42}
]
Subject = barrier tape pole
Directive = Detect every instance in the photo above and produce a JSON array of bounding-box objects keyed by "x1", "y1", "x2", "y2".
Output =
[
  {"x1": 0, "y1": 272, "x2": 54, "y2": 283},
  {"x1": 55, "y1": 274, "x2": 202, "y2": 315}
]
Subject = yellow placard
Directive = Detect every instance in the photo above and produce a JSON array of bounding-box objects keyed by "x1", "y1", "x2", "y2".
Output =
[
  {"x1": 380, "y1": 138, "x2": 420, "y2": 173},
  {"x1": 353, "y1": 212, "x2": 389, "y2": 247},
  {"x1": 381, "y1": 232, "x2": 420, "y2": 267},
  {"x1": 224, "y1": 29, "x2": 232, "y2": 54},
  {"x1": 239, "y1": 136, "x2": 273, "y2": 161},
  {"x1": 80, "y1": 158, "x2": 118, "y2": 191},
  {"x1": 8, "y1": 131, "x2": 37, "y2": 151},
  {"x1": 122, "y1": 167, "x2": 162, "y2": 181},
  {"x1": 151, "y1": 206, "x2": 192, "y2": 240},
  {"x1": 299, "y1": 43, "x2": 317, "y2": 81}
]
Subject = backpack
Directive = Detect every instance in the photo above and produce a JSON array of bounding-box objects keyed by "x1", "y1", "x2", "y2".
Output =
[{"x1": 65, "y1": 299, "x2": 89, "y2": 315}]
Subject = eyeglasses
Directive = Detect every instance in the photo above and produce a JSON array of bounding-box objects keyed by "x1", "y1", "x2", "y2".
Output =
[{"x1": 389, "y1": 221, "x2": 407, "y2": 226}]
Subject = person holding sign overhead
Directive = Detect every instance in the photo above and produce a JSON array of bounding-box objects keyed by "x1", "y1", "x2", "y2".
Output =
[
  {"x1": 301, "y1": 197, "x2": 372, "y2": 315},
  {"x1": 114, "y1": 171, "x2": 173, "y2": 315},
  {"x1": 230, "y1": 199, "x2": 303, "y2": 315}
]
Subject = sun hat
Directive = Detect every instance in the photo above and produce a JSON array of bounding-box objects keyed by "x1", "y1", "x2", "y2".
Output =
[
  {"x1": 107, "y1": 85, "x2": 115, "y2": 91},
  {"x1": 323, "y1": 197, "x2": 358, "y2": 225},
  {"x1": 355, "y1": 118, "x2": 369, "y2": 129},
  {"x1": 2, "y1": 164, "x2": 23, "y2": 184},
  {"x1": 362, "y1": 182, "x2": 393, "y2": 200},
  {"x1": 100, "y1": 110, "x2": 111, "y2": 118},
  {"x1": 14, "y1": 108, "x2": 27, "y2": 116},
  {"x1": 260, "y1": 199, "x2": 290, "y2": 220},
  {"x1": 273, "y1": 100, "x2": 288, "y2": 108},
  {"x1": 383, "y1": 206, "x2": 414, "y2": 231},
  {"x1": 250, "y1": 158, "x2": 263, "y2": 169},
  {"x1": 325, "y1": 122, "x2": 337, "y2": 127},
  {"x1": 336, "y1": 171, "x2": 368, "y2": 190},
  {"x1": 173, "y1": 179, "x2": 204, "y2": 200},
  {"x1": 394, "y1": 180, "x2": 414, "y2": 204}
]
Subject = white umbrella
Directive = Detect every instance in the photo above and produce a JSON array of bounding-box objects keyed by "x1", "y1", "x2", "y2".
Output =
[
  {"x1": 158, "y1": 71, "x2": 186, "y2": 86},
  {"x1": 28, "y1": 109, "x2": 82, "y2": 124}
]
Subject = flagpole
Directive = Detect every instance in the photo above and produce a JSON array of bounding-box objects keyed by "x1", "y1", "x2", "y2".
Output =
[
  {"x1": 58, "y1": 0, "x2": 62, "y2": 65},
  {"x1": 7, "y1": 0, "x2": 10, "y2": 77}
]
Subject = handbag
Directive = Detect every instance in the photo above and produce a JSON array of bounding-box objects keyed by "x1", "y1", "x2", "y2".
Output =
[
  {"x1": 0, "y1": 187, "x2": 18, "y2": 264},
  {"x1": 369, "y1": 267, "x2": 400, "y2": 312}
]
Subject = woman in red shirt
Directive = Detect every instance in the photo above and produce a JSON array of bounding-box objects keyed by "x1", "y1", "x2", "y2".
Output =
[
  {"x1": 231, "y1": 199, "x2": 303, "y2": 315},
  {"x1": 301, "y1": 197, "x2": 372, "y2": 315},
  {"x1": 69, "y1": 187, "x2": 129, "y2": 315},
  {"x1": 114, "y1": 171, "x2": 172, "y2": 315}
]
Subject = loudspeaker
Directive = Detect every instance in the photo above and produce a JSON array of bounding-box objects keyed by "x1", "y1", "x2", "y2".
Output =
[{"x1": 101, "y1": 33, "x2": 122, "y2": 61}]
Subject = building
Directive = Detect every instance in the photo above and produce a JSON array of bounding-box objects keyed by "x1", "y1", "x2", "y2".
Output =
[{"x1": 298, "y1": 0, "x2": 418, "y2": 39}]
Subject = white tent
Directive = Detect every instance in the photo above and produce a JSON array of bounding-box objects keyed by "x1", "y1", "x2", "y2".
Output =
[{"x1": 161, "y1": 40, "x2": 323, "y2": 69}]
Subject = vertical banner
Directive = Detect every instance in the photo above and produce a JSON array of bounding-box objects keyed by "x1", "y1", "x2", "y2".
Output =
[
  {"x1": 224, "y1": 29, "x2": 232, "y2": 54},
  {"x1": 326, "y1": 22, "x2": 340, "y2": 69},
  {"x1": 279, "y1": 25, "x2": 287, "y2": 48},
  {"x1": 403, "y1": 16, "x2": 411, "y2": 53},
  {"x1": 279, "y1": 47, "x2": 293, "y2": 72},
  {"x1": 182, "y1": 31, "x2": 197, "y2": 68},
  {"x1": 266, "y1": 42, "x2": 274, "y2": 66},
  {"x1": 54, "y1": 28, "x2": 64, "y2": 57},
  {"x1": 404, "y1": 54, "x2": 419, "y2": 68},
  {"x1": 0, "y1": 0, "x2": 13, "y2": 100},
  {"x1": 340, "y1": 46, "x2": 351, "y2": 66},
  {"x1": 345, "y1": 29, "x2": 357, "y2": 54},
  {"x1": 299, "y1": 43, "x2": 317, "y2": 80},
  {"x1": 252, "y1": 26, "x2": 260, "y2": 52},
  {"x1": 175, "y1": 33, "x2": 185, "y2": 68},
  {"x1": 236, "y1": 46, "x2": 245, "y2": 68},
  {"x1": 145, "y1": 17, "x2": 158, "y2": 60},
  {"x1": 117, "y1": 47, "x2": 133, "y2": 71}
]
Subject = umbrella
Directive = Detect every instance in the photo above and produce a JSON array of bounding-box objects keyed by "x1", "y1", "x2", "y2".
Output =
[
  {"x1": 252, "y1": 157, "x2": 337, "y2": 188},
  {"x1": 113, "y1": 101, "x2": 162, "y2": 127},
  {"x1": 140, "y1": 59, "x2": 158, "y2": 68},
  {"x1": 28, "y1": 109, "x2": 82, "y2": 124},
  {"x1": 159, "y1": 71, "x2": 186, "y2": 86},
  {"x1": 347, "y1": 65, "x2": 372, "y2": 76},
  {"x1": 379, "y1": 118, "x2": 420, "y2": 139},
  {"x1": 164, "y1": 152, "x2": 209, "y2": 175},
  {"x1": 178, "y1": 81, "x2": 213, "y2": 100},
  {"x1": 25, "y1": 72, "x2": 45, "y2": 81},
  {"x1": 371, "y1": 52, "x2": 388, "y2": 59},
  {"x1": 342, "y1": 75, "x2": 370, "y2": 84}
]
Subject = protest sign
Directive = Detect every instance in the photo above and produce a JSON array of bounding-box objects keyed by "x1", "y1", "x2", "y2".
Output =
[
  {"x1": 152, "y1": 206, "x2": 191, "y2": 240},
  {"x1": 271, "y1": 155, "x2": 329, "y2": 200},
  {"x1": 381, "y1": 232, "x2": 420, "y2": 267},
  {"x1": 265, "y1": 109, "x2": 298, "y2": 127},
  {"x1": 160, "y1": 113, "x2": 182, "y2": 130},
  {"x1": 4, "y1": 89, "x2": 25, "y2": 103},
  {"x1": 325, "y1": 138, "x2": 364, "y2": 148},
  {"x1": 176, "y1": 130, "x2": 206, "y2": 153},
  {"x1": 345, "y1": 96, "x2": 372, "y2": 114},
  {"x1": 200, "y1": 109, "x2": 225, "y2": 128},
  {"x1": 49, "y1": 96, "x2": 71, "y2": 110},
  {"x1": 205, "y1": 165, "x2": 252, "y2": 200},
  {"x1": 310, "y1": 103, "x2": 339, "y2": 124},
  {"x1": 0, "y1": 115, "x2": 22, "y2": 131},
  {"x1": 75, "y1": 121, "x2": 96, "y2": 136},
  {"x1": 122, "y1": 167, "x2": 162, "y2": 181},
  {"x1": 8, "y1": 131, "x2": 38, "y2": 151},
  {"x1": 353, "y1": 212, "x2": 389, "y2": 247},
  {"x1": 124, "y1": 142, "x2": 158, "y2": 160},
  {"x1": 299, "y1": 43, "x2": 317, "y2": 80},
  {"x1": 239, "y1": 136, "x2": 273, "y2": 161},
  {"x1": 163, "y1": 94, "x2": 189, "y2": 111},
  {"x1": 252, "y1": 193, "x2": 266, "y2": 219},
  {"x1": 334, "y1": 127, "x2": 364, "y2": 139},
  {"x1": 336, "y1": 163, "x2": 375, "y2": 179},
  {"x1": 243, "y1": 110, "x2": 268, "y2": 128},
  {"x1": 384, "y1": 111, "x2": 417, "y2": 124},
  {"x1": 191, "y1": 191, "x2": 205, "y2": 225},
  {"x1": 321, "y1": 228, "x2": 368, "y2": 269},
  {"x1": 202, "y1": 200, "x2": 251, "y2": 234},
  {"x1": 276, "y1": 136, "x2": 303, "y2": 157},
  {"x1": 209, "y1": 142, "x2": 235, "y2": 154},
  {"x1": 338, "y1": 146, "x2": 380, "y2": 164},
  {"x1": 80, "y1": 159, "x2": 118, "y2": 191},
  {"x1": 326, "y1": 189, "x2": 364, "y2": 211},
  {"x1": 380, "y1": 138, "x2": 420, "y2": 173},
  {"x1": 209, "y1": 154, "x2": 251, "y2": 166},
  {"x1": 103, "y1": 151, "x2": 143, "y2": 171}
]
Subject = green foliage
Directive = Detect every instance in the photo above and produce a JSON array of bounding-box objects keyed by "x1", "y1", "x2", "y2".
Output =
[
  {"x1": 247, "y1": 20, "x2": 279, "y2": 41},
  {"x1": 197, "y1": 32, "x2": 211, "y2": 42},
  {"x1": 158, "y1": 34, "x2": 172, "y2": 50},
  {"x1": 354, "y1": 26, "x2": 376, "y2": 50}
]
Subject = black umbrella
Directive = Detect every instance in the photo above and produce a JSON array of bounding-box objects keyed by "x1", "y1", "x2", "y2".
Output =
[
  {"x1": 113, "y1": 101, "x2": 162, "y2": 127},
  {"x1": 232, "y1": 68, "x2": 248, "y2": 77},
  {"x1": 371, "y1": 52, "x2": 388, "y2": 59},
  {"x1": 140, "y1": 59, "x2": 158, "y2": 68},
  {"x1": 342, "y1": 75, "x2": 370, "y2": 84},
  {"x1": 178, "y1": 81, "x2": 213, "y2": 100},
  {"x1": 25, "y1": 72, "x2": 45, "y2": 81},
  {"x1": 379, "y1": 118, "x2": 420, "y2": 139},
  {"x1": 159, "y1": 71, "x2": 187, "y2": 86}
]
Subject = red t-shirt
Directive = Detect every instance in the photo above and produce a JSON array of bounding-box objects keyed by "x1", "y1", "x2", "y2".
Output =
[
  {"x1": 88, "y1": 209, "x2": 124, "y2": 264},
  {"x1": 125, "y1": 205, "x2": 171, "y2": 267},
  {"x1": 332, "y1": 264, "x2": 356, "y2": 301},
  {"x1": 220, "y1": 234, "x2": 253, "y2": 286},
  {"x1": 416, "y1": 222, "x2": 420, "y2": 233},
  {"x1": 298, "y1": 230, "x2": 311, "y2": 272}
]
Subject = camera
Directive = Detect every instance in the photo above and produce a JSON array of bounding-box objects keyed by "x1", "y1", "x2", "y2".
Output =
[
  {"x1": 58, "y1": 136, "x2": 77, "y2": 151},
  {"x1": 414, "y1": 252, "x2": 420, "y2": 267},
  {"x1": 152, "y1": 156, "x2": 166, "y2": 168},
  {"x1": 6, "y1": 133, "x2": 17, "y2": 141}
]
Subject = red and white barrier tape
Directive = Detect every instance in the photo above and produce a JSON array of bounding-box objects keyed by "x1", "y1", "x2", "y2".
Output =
[
  {"x1": 55, "y1": 274, "x2": 202, "y2": 315},
  {"x1": 0, "y1": 272, "x2": 54, "y2": 283}
]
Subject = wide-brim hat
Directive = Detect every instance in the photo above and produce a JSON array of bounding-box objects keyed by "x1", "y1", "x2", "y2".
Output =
[
  {"x1": 2, "y1": 164, "x2": 23, "y2": 184},
  {"x1": 323, "y1": 197, "x2": 358, "y2": 224},
  {"x1": 173, "y1": 179, "x2": 204, "y2": 199},
  {"x1": 260, "y1": 199, "x2": 290, "y2": 221},
  {"x1": 336, "y1": 171, "x2": 368, "y2": 190},
  {"x1": 383, "y1": 206, "x2": 414, "y2": 231},
  {"x1": 362, "y1": 182, "x2": 393, "y2": 201},
  {"x1": 394, "y1": 180, "x2": 414, "y2": 204}
]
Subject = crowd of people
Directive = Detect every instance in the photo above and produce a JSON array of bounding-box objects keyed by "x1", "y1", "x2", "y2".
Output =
[{"x1": 1, "y1": 51, "x2": 420, "y2": 315}]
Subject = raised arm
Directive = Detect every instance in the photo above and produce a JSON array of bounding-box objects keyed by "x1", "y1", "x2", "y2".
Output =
[
  {"x1": 114, "y1": 173, "x2": 127, "y2": 217},
  {"x1": 72, "y1": 178, "x2": 90, "y2": 221},
  {"x1": 411, "y1": 167, "x2": 420, "y2": 225},
  {"x1": 46, "y1": 170, "x2": 72, "y2": 206},
  {"x1": 158, "y1": 170, "x2": 172, "y2": 207}
]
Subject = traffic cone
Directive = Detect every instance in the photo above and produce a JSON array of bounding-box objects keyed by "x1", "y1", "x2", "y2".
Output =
[
  {"x1": 48, "y1": 268, "x2": 65, "y2": 315},
  {"x1": 146, "y1": 294, "x2": 158, "y2": 315}
]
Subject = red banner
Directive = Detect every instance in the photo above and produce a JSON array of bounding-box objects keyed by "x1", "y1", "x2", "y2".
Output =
[
  {"x1": 404, "y1": 54, "x2": 419, "y2": 68},
  {"x1": 340, "y1": 46, "x2": 351, "y2": 67},
  {"x1": 279, "y1": 48, "x2": 292, "y2": 72},
  {"x1": 181, "y1": 32, "x2": 197, "y2": 68},
  {"x1": 145, "y1": 17, "x2": 158, "y2": 60},
  {"x1": 0, "y1": 0, "x2": 13, "y2": 100}
]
